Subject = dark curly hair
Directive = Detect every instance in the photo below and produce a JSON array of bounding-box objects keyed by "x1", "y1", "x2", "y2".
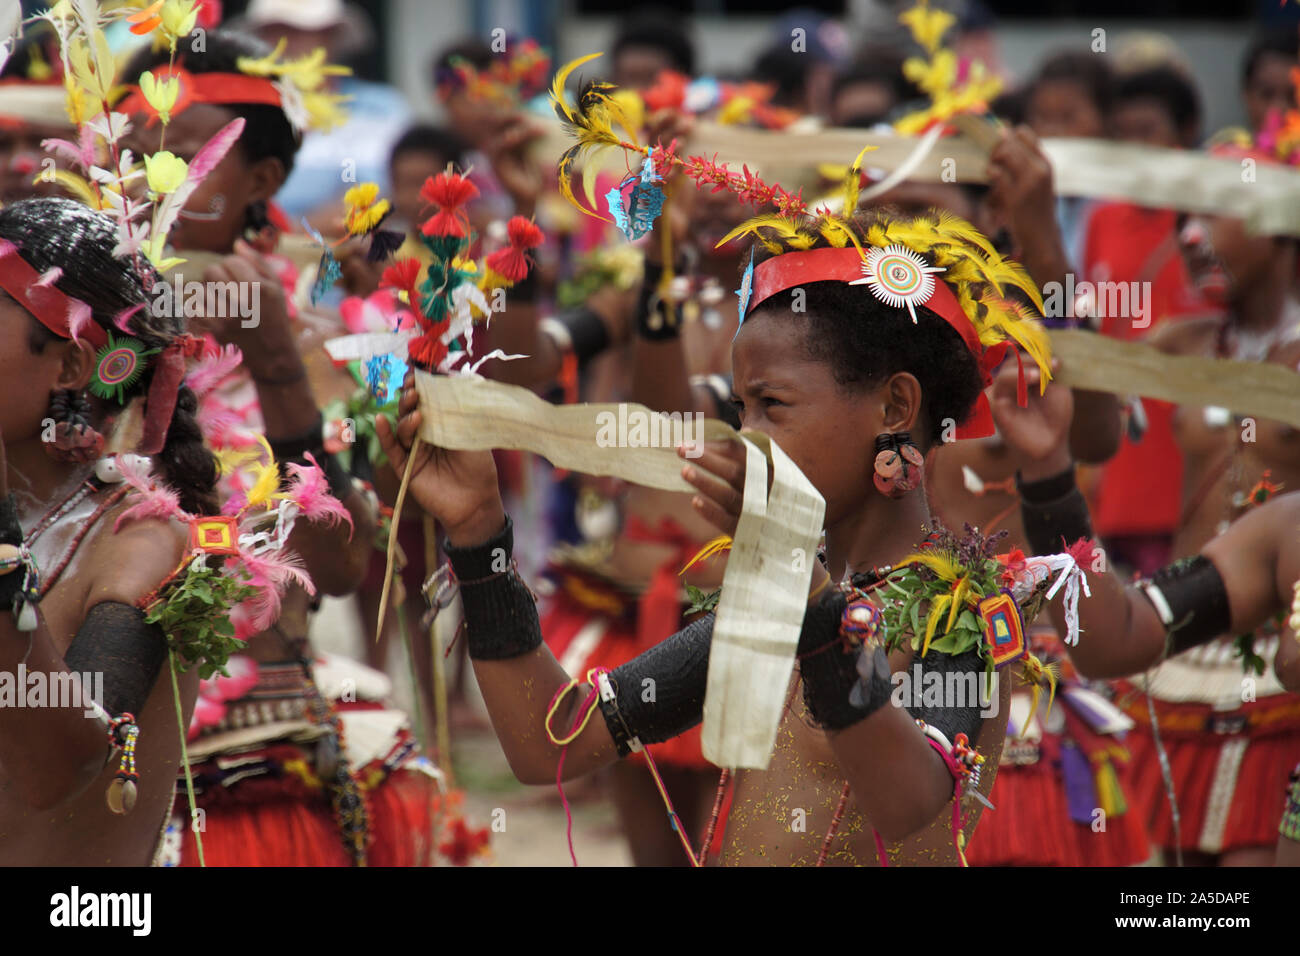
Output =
[
  {"x1": 4, "y1": 198, "x2": 219, "y2": 515},
  {"x1": 747, "y1": 209, "x2": 986, "y2": 449}
]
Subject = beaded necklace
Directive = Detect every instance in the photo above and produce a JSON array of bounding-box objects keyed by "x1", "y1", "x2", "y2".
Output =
[{"x1": 23, "y1": 474, "x2": 130, "y2": 598}]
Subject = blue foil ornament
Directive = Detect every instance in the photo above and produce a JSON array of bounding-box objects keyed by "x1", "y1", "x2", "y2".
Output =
[
  {"x1": 606, "y1": 155, "x2": 666, "y2": 241},
  {"x1": 365, "y1": 353, "x2": 409, "y2": 404}
]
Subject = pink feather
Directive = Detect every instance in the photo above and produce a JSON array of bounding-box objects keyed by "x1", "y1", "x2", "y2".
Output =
[
  {"x1": 113, "y1": 303, "x2": 145, "y2": 334},
  {"x1": 240, "y1": 548, "x2": 316, "y2": 596},
  {"x1": 186, "y1": 343, "x2": 245, "y2": 398},
  {"x1": 113, "y1": 455, "x2": 186, "y2": 531},
  {"x1": 66, "y1": 300, "x2": 94, "y2": 345},
  {"x1": 33, "y1": 266, "x2": 62, "y2": 288},
  {"x1": 285, "y1": 453, "x2": 354, "y2": 535}
]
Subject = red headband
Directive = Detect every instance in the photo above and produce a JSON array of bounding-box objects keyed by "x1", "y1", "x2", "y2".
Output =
[
  {"x1": 744, "y1": 246, "x2": 1015, "y2": 439},
  {"x1": 0, "y1": 239, "x2": 108, "y2": 349},
  {"x1": 116, "y1": 67, "x2": 283, "y2": 127}
]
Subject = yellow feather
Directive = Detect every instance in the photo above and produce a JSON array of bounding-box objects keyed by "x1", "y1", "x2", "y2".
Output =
[
  {"x1": 923, "y1": 594, "x2": 952, "y2": 656},
  {"x1": 839, "y1": 144, "x2": 877, "y2": 217},
  {"x1": 550, "y1": 52, "x2": 604, "y2": 123},
  {"x1": 897, "y1": 550, "x2": 958, "y2": 582},
  {"x1": 680, "y1": 534, "x2": 733, "y2": 575}
]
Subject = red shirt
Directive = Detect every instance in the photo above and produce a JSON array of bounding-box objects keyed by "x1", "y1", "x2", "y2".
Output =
[{"x1": 1082, "y1": 202, "x2": 1211, "y2": 537}]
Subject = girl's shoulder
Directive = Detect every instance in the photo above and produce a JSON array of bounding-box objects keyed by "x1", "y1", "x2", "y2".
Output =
[{"x1": 82, "y1": 504, "x2": 190, "y2": 616}]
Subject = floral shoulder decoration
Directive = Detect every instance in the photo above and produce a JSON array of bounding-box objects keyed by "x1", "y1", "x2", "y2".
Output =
[
  {"x1": 682, "y1": 525, "x2": 1093, "y2": 729},
  {"x1": 116, "y1": 419, "x2": 352, "y2": 679}
]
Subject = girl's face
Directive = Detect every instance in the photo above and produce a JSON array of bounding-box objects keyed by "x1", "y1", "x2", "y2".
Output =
[
  {"x1": 122, "y1": 103, "x2": 284, "y2": 253},
  {"x1": 729, "y1": 311, "x2": 884, "y2": 526},
  {"x1": 0, "y1": 299, "x2": 83, "y2": 441},
  {"x1": 1026, "y1": 80, "x2": 1106, "y2": 139},
  {"x1": 1177, "y1": 211, "x2": 1278, "y2": 306}
]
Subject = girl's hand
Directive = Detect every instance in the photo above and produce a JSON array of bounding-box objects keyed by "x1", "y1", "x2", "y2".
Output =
[
  {"x1": 989, "y1": 355, "x2": 1074, "y2": 479},
  {"x1": 375, "y1": 375, "x2": 505, "y2": 546},
  {"x1": 198, "y1": 239, "x2": 298, "y2": 381},
  {"x1": 679, "y1": 435, "x2": 770, "y2": 537}
]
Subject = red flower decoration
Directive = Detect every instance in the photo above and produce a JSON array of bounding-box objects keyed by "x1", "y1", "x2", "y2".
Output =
[
  {"x1": 439, "y1": 818, "x2": 490, "y2": 866},
  {"x1": 407, "y1": 330, "x2": 450, "y2": 370},
  {"x1": 1064, "y1": 537, "x2": 1098, "y2": 569},
  {"x1": 484, "y1": 216, "x2": 544, "y2": 283},
  {"x1": 998, "y1": 547, "x2": 1026, "y2": 587},
  {"x1": 419, "y1": 172, "x2": 480, "y2": 238},
  {"x1": 642, "y1": 70, "x2": 688, "y2": 112},
  {"x1": 380, "y1": 257, "x2": 424, "y2": 318}
]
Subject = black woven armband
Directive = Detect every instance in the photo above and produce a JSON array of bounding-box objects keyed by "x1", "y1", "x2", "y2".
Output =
[
  {"x1": 902, "y1": 648, "x2": 987, "y2": 746},
  {"x1": 444, "y1": 516, "x2": 543, "y2": 660},
  {"x1": 798, "y1": 593, "x2": 894, "y2": 731},
  {"x1": 542, "y1": 307, "x2": 611, "y2": 365},
  {"x1": 1017, "y1": 467, "x2": 1094, "y2": 556},
  {"x1": 64, "y1": 602, "x2": 167, "y2": 718},
  {"x1": 637, "y1": 262, "x2": 683, "y2": 341},
  {"x1": 597, "y1": 613, "x2": 714, "y2": 757},
  {"x1": 1139, "y1": 555, "x2": 1233, "y2": 658}
]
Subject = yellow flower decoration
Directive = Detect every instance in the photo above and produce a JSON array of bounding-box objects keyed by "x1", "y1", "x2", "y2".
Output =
[
  {"x1": 159, "y1": 0, "x2": 200, "y2": 46},
  {"x1": 893, "y1": 0, "x2": 1002, "y2": 135},
  {"x1": 343, "y1": 182, "x2": 391, "y2": 235},
  {"x1": 140, "y1": 70, "x2": 181, "y2": 124},
  {"x1": 144, "y1": 150, "x2": 188, "y2": 194},
  {"x1": 899, "y1": 0, "x2": 956, "y2": 56},
  {"x1": 236, "y1": 39, "x2": 351, "y2": 91}
]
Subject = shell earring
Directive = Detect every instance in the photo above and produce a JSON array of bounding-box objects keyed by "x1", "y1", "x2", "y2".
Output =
[{"x1": 872, "y1": 431, "x2": 923, "y2": 497}]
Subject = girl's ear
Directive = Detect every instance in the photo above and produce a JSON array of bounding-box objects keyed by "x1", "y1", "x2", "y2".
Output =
[
  {"x1": 55, "y1": 338, "x2": 97, "y2": 391},
  {"x1": 880, "y1": 371, "x2": 924, "y2": 436},
  {"x1": 246, "y1": 156, "x2": 288, "y2": 206}
]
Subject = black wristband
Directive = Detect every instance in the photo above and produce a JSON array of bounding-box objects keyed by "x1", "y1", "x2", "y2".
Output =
[
  {"x1": 315, "y1": 450, "x2": 354, "y2": 501},
  {"x1": 444, "y1": 516, "x2": 544, "y2": 660},
  {"x1": 798, "y1": 593, "x2": 893, "y2": 731},
  {"x1": 1017, "y1": 467, "x2": 1094, "y2": 556},
  {"x1": 268, "y1": 415, "x2": 326, "y2": 462},
  {"x1": 598, "y1": 612, "x2": 714, "y2": 757},
  {"x1": 637, "y1": 262, "x2": 683, "y2": 341},
  {"x1": 546, "y1": 306, "x2": 611, "y2": 365},
  {"x1": 0, "y1": 494, "x2": 22, "y2": 546},
  {"x1": 1139, "y1": 555, "x2": 1233, "y2": 658}
]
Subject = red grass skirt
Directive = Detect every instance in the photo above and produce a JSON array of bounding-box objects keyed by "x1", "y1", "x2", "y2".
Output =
[
  {"x1": 541, "y1": 582, "x2": 709, "y2": 771},
  {"x1": 1118, "y1": 685, "x2": 1300, "y2": 853},
  {"x1": 176, "y1": 747, "x2": 438, "y2": 867},
  {"x1": 966, "y1": 756, "x2": 1150, "y2": 866}
]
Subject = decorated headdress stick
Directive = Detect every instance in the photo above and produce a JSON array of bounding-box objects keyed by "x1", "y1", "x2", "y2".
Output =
[
  {"x1": 345, "y1": 170, "x2": 543, "y2": 635},
  {"x1": 550, "y1": 53, "x2": 1052, "y2": 438}
]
